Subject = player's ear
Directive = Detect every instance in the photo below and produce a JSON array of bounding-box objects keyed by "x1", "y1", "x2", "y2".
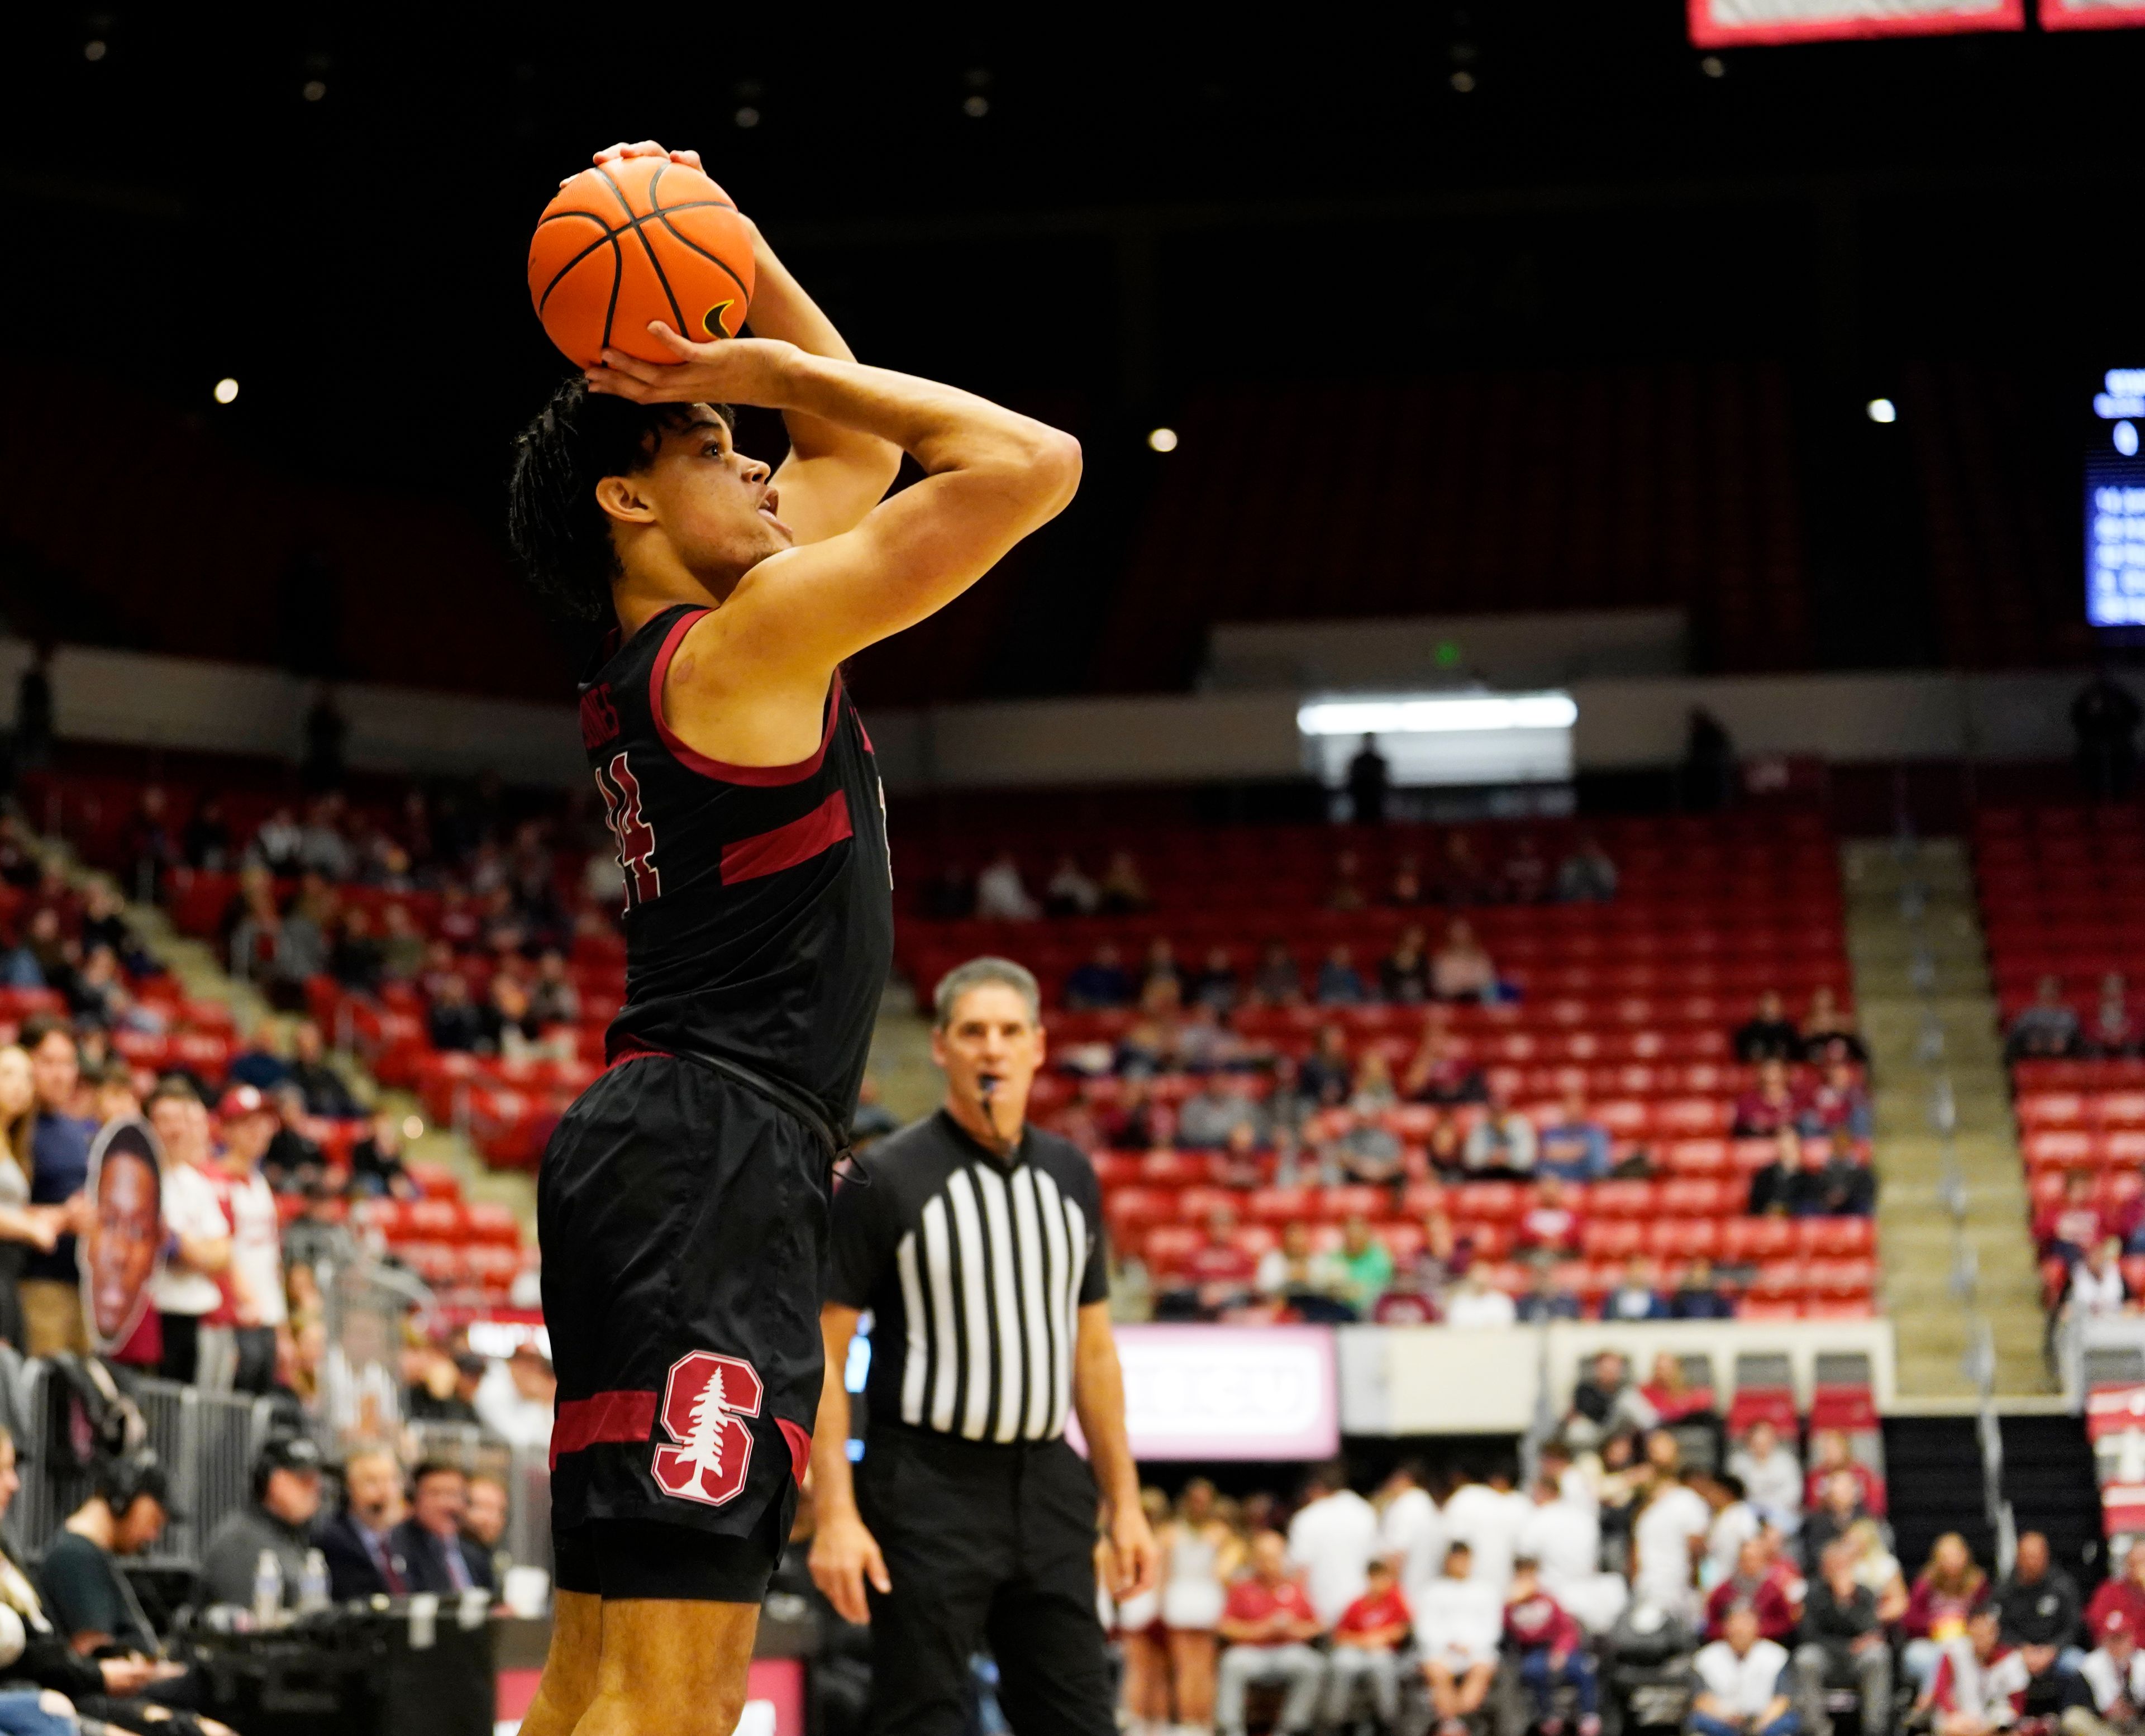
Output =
[{"x1": 594, "y1": 474, "x2": 657, "y2": 526}]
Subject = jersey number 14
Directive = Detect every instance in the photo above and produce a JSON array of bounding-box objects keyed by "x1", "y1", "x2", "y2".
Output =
[{"x1": 595, "y1": 751, "x2": 661, "y2": 911}]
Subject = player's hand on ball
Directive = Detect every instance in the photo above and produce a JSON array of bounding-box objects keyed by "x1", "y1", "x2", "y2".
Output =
[
  {"x1": 809, "y1": 1509, "x2": 891, "y2": 1625},
  {"x1": 563, "y1": 139, "x2": 705, "y2": 187},
  {"x1": 585, "y1": 326, "x2": 799, "y2": 408},
  {"x1": 1109, "y1": 1496, "x2": 1161, "y2": 1601}
]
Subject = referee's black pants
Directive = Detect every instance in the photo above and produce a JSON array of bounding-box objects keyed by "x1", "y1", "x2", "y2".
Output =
[{"x1": 857, "y1": 1423, "x2": 1115, "y2": 1736}]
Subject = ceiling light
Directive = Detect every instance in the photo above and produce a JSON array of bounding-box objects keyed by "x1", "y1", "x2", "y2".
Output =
[
  {"x1": 213, "y1": 378, "x2": 240, "y2": 405},
  {"x1": 1147, "y1": 427, "x2": 1179, "y2": 453},
  {"x1": 1866, "y1": 398, "x2": 1896, "y2": 424},
  {"x1": 1297, "y1": 693, "x2": 1578, "y2": 736}
]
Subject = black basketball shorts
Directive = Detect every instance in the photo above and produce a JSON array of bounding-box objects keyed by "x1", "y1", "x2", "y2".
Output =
[{"x1": 540, "y1": 1051, "x2": 829, "y2": 1600}]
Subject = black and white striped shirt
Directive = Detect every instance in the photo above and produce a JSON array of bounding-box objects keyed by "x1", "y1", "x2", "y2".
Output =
[{"x1": 828, "y1": 1111, "x2": 1108, "y2": 1443}]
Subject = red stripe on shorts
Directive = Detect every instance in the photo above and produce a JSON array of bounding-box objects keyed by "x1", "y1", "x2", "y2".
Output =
[
  {"x1": 720, "y1": 788, "x2": 852, "y2": 885},
  {"x1": 550, "y1": 1389, "x2": 659, "y2": 1468},
  {"x1": 776, "y1": 1418, "x2": 813, "y2": 1490}
]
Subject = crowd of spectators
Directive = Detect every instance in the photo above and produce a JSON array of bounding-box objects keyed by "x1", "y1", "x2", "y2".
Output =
[{"x1": 1108, "y1": 1392, "x2": 2133, "y2": 1736}]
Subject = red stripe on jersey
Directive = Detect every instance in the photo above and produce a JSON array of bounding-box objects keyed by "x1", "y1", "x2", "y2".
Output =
[
  {"x1": 649, "y1": 608, "x2": 843, "y2": 785},
  {"x1": 550, "y1": 1389, "x2": 659, "y2": 1468},
  {"x1": 721, "y1": 789, "x2": 854, "y2": 884}
]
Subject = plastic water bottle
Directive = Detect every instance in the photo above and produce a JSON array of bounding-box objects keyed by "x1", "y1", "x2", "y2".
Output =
[
  {"x1": 252, "y1": 1549, "x2": 283, "y2": 1627},
  {"x1": 298, "y1": 1549, "x2": 330, "y2": 1614}
]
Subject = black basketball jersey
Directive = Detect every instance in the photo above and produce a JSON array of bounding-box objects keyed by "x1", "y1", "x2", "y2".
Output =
[{"x1": 578, "y1": 602, "x2": 893, "y2": 1128}]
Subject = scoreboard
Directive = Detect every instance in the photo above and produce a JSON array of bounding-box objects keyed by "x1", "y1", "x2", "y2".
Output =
[{"x1": 2087, "y1": 370, "x2": 2145, "y2": 629}]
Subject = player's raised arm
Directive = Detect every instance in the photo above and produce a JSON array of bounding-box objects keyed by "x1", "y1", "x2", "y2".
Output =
[
  {"x1": 587, "y1": 330, "x2": 1080, "y2": 674},
  {"x1": 587, "y1": 141, "x2": 901, "y2": 544}
]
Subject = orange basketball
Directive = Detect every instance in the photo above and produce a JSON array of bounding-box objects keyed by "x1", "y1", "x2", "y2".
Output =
[{"x1": 528, "y1": 156, "x2": 756, "y2": 369}]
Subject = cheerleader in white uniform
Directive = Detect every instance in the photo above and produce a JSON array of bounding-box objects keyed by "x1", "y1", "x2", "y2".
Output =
[
  {"x1": 1160, "y1": 1480, "x2": 1242, "y2": 1736},
  {"x1": 1117, "y1": 1489, "x2": 1173, "y2": 1736}
]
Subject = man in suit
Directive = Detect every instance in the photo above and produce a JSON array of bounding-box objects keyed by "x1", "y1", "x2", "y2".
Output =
[
  {"x1": 313, "y1": 1442, "x2": 411, "y2": 1600},
  {"x1": 391, "y1": 1460, "x2": 495, "y2": 1595}
]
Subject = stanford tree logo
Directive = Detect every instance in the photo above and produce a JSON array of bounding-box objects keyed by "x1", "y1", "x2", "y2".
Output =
[{"x1": 651, "y1": 1351, "x2": 761, "y2": 1506}]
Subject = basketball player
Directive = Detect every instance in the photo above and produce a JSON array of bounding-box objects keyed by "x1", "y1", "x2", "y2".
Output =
[{"x1": 507, "y1": 141, "x2": 1080, "y2": 1736}]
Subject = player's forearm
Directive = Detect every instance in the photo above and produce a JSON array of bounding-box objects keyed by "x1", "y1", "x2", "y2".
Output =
[
  {"x1": 1072, "y1": 1311, "x2": 1141, "y2": 1516},
  {"x1": 773, "y1": 350, "x2": 1078, "y2": 502},
  {"x1": 809, "y1": 1365, "x2": 860, "y2": 1521}
]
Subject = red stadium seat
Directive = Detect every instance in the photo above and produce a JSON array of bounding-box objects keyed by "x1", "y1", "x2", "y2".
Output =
[
  {"x1": 1647, "y1": 1217, "x2": 1722, "y2": 1260},
  {"x1": 1797, "y1": 1218, "x2": 1875, "y2": 1257},
  {"x1": 1243, "y1": 1186, "x2": 1314, "y2": 1224},
  {"x1": 1588, "y1": 1181, "x2": 1656, "y2": 1219},
  {"x1": 1581, "y1": 1219, "x2": 1644, "y2": 1261},
  {"x1": 1658, "y1": 1177, "x2": 1731, "y2": 1219},
  {"x1": 1721, "y1": 1218, "x2": 1797, "y2": 1263}
]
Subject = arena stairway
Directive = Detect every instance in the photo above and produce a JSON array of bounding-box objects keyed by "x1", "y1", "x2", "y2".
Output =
[{"x1": 1843, "y1": 837, "x2": 2051, "y2": 1400}]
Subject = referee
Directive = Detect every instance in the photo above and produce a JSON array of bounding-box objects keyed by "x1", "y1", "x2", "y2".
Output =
[{"x1": 810, "y1": 956, "x2": 1160, "y2": 1736}]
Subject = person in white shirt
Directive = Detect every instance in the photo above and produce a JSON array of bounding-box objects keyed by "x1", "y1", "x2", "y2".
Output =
[
  {"x1": 1689, "y1": 1603, "x2": 1798, "y2": 1736},
  {"x1": 1044, "y1": 857, "x2": 1100, "y2": 917},
  {"x1": 1442, "y1": 1270, "x2": 1518, "y2": 1329},
  {"x1": 473, "y1": 1343, "x2": 556, "y2": 1453},
  {"x1": 1443, "y1": 1466, "x2": 1531, "y2": 1596},
  {"x1": 1377, "y1": 1461, "x2": 1445, "y2": 1617},
  {"x1": 2069, "y1": 1238, "x2": 2133, "y2": 1319},
  {"x1": 1287, "y1": 1463, "x2": 1380, "y2": 1628},
  {"x1": 1519, "y1": 1470, "x2": 1627, "y2": 1635},
  {"x1": 1727, "y1": 1422, "x2": 1805, "y2": 1537},
  {"x1": 144, "y1": 1080, "x2": 232, "y2": 1386},
  {"x1": 1703, "y1": 1472, "x2": 1764, "y2": 1592},
  {"x1": 974, "y1": 852, "x2": 1040, "y2": 922},
  {"x1": 2073, "y1": 1606, "x2": 2145, "y2": 1736},
  {"x1": 212, "y1": 1085, "x2": 290, "y2": 1394},
  {"x1": 1415, "y1": 1542, "x2": 1504, "y2": 1736},
  {"x1": 1632, "y1": 1471, "x2": 1713, "y2": 1623}
]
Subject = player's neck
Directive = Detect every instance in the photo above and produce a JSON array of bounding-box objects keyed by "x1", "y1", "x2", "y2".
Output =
[{"x1": 612, "y1": 549, "x2": 737, "y2": 640}]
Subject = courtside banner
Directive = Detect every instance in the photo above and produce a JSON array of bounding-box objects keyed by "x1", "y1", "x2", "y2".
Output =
[
  {"x1": 1689, "y1": 0, "x2": 2023, "y2": 42},
  {"x1": 1069, "y1": 1325, "x2": 1339, "y2": 1461},
  {"x1": 2041, "y1": 0, "x2": 2145, "y2": 27}
]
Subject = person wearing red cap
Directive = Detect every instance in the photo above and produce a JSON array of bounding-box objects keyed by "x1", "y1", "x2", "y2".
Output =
[
  {"x1": 2069, "y1": 1606, "x2": 2145, "y2": 1736},
  {"x1": 206, "y1": 1085, "x2": 287, "y2": 1394},
  {"x1": 2087, "y1": 1544, "x2": 2145, "y2": 1653}
]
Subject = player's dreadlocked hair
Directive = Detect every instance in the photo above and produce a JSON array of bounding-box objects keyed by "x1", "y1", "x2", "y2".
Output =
[{"x1": 505, "y1": 377, "x2": 736, "y2": 621}]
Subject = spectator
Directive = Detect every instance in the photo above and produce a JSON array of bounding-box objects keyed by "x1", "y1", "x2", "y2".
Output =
[
  {"x1": 1505, "y1": 1554, "x2": 1599, "y2": 1736},
  {"x1": 1515, "y1": 1260, "x2": 1583, "y2": 1322},
  {"x1": 2046, "y1": 1172, "x2": 2109, "y2": 1267},
  {"x1": 427, "y1": 973, "x2": 487, "y2": 1053},
  {"x1": 1327, "y1": 852, "x2": 1367, "y2": 914},
  {"x1": 0, "y1": 1045, "x2": 60, "y2": 1352},
  {"x1": 476, "y1": 1343, "x2": 557, "y2": 1453},
  {"x1": 1749, "y1": 1129, "x2": 1805, "y2": 1218},
  {"x1": 1518, "y1": 1465, "x2": 1605, "y2": 1600},
  {"x1": 1462, "y1": 1086, "x2": 1537, "y2": 1178},
  {"x1": 314, "y1": 1443, "x2": 409, "y2": 1599},
  {"x1": 1794, "y1": 1538, "x2": 1891, "y2": 1736},
  {"x1": 1733, "y1": 1060, "x2": 1805, "y2": 1140},
  {"x1": 287, "y1": 1019, "x2": 363, "y2": 1119},
  {"x1": 1098, "y1": 851, "x2": 1150, "y2": 914},
  {"x1": 1139, "y1": 939, "x2": 1186, "y2": 1005},
  {"x1": 39, "y1": 1458, "x2": 182, "y2": 1670},
  {"x1": 1043, "y1": 856, "x2": 1099, "y2": 918},
  {"x1": 267, "y1": 885, "x2": 333, "y2": 1013},
  {"x1": 183, "y1": 793, "x2": 234, "y2": 872},
  {"x1": 1387, "y1": 855, "x2": 1425, "y2": 907},
  {"x1": 195, "y1": 1434, "x2": 325, "y2": 1611},
  {"x1": 2069, "y1": 1238, "x2": 2133, "y2": 1319},
  {"x1": 1993, "y1": 1532, "x2": 2080, "y2": 1693},
  {"x1": 1416, "y1": 1541, "x2": 1504, "y2": 1736},
  {"x1": 1518, "y1": 1177, "x2": 1582, "y2": 1256},
  {"x1": 406, "y1": 1349, "x2": 484, "y2": 1425},
  {"x1": 1348, "y1": 1051, "x2": 1400, "y2": 1117},
  {"x1": 2087, "y1": 1543, "x2": 2145, "y2": 1641},
  {"x1": 1847, "y1": 1520, "x2": 1909, "y2": 1624},
  {"x1": 1927, "y1": 1605, "x2": 2027, "y2": 1736},
  {"x1": 1216, "y1": 1530, "x2": 1326, "y2": 1736},
  {"x1": 1403, "y1": 1022, "x2": 1487, "y2": 1106},
  {"x1": 1791, "y1": 1131, "x2": 1876, "y2": 1219},
  {"x1": 1190, "y1": 947, "x2": 1241, "y2": 1017},
  {"x1": 391, "y1": 1461, "x2": 495, "y2": 1594},
  {"x1": 1805, "y1": 1432, "x2": 1883, "y2": 1519},
  {"x1": 528, "y1": 950, "x2": 581, "y2": 1027},
  {"x1": 464, "y1": 1474, "x2": 512, "y2": 1586},
  {"x1": 1603, "y1": 1257, "x2": 1669, "y2": 1322},
  {"x1": 1256, "y1": 1222, "x2": 1352, "y2": 1322},
  {"x1": 19, "y1": 1017, "x2": 92, "y2": 1357},
  {"x1": 1800, "y1": 1472, "x2": 1868, "y2": 1577},
  {"x1": 1539, "y1": 1088, "x2": 1613, "y2": 1181},
  {"x1": 1316, "y1": 946, "x2": 1369, "y2": 1007},
  {"x1": 1443, "y1": 1268, "x2": 1518, "y2": 1328},
  {"x1": 1321, "y1": 1110, "x2": 1404, "y2": 1191},
  {"x1": 1800, "y1": 988, "x2": 1869, "y2": 1067},
  {"x1": 1556, "y1": 834, "x2": 1619, "y2": 903},
  {"x1": 1298, "y1": 1027, "x2": 1355, "y2": 1108},
  {"x1": 1322, "y1": 1558, "x2": 1412, "y2": 1732},
  {"x1": 1179, "y1": 1075, "x2": 1265, "y2": 1152},
  {"x1": 1736, "y1": 993, "x2": 1804, "y2": 1066},
  {"x1": 1632, "y1": 1471, "x2": 1712, "y2": 1623},
  {"x1": 1379, "y1": 927, "x2": 1431, "y2": 1005},
  {"x1": 1063, "y1": 943, "x2": 1133, "y2": 1011},
  {"x1": 1673, "y1": 1258, "x2": 1737, "y2": 1320},
  {"x1": 1730, "y1": 1422, "x2": 1805, "y2": 1536},
  {"x1": 1644, "y1": 1353, "x2": 1716, "y2": 1427},
  {"x1": 1707, "y1": 1535, "x2": 1800, "y2": 1643},
  {"x1": 1431, "y1": 921, "x2": 1498, "y2": 1003},
  {"x1": 2072, "y1": 1607, "x2": 2145, "y2": 1736},
  {"x1": 1568, "y1": 1352, "x2": 1658, "y2": 1448},
  {"x1": 346, "y1": 1109, "x2": 416, "y2": 1200},
  {"x1": 974, "y1": 851, "x2": 1039, "y2": 922},
  {"x1": 1333, "y1": 1215, "x2": 1394, "y2": 1317},
  {"x1": 211, "y1": 1084, "x2": 291, "y2": 1394},
  {"x1": 1503, "y1": 834, "x2": 1551, "y2": 905},
  {"x1": 1804, "y1": 1058, "x2": 1872, "y2": 1143},
  {"x1": 1159, "y1": 1208, "x2": 1258, "y2": 1322},
  {"x1": 1906, "y1": 1534, "x2": 1991, "y2": 1691},
  {"x1": 1690, "y1": 1601, "x2": 1799, "y2": 1736},
  {"x1": 1429, "y1": 833, "x2": 1490, "y2": 907},
  {"x1": 1251, "y1": 941, "x2": 1305, "y2": 1007},
  {"x1": 2073, "y1": 670, "x2": 2143, "y2": 803},
  {"x1": 1346, "y1": 736, "x2": 1391, "y2": 825},
  {"x1": 1288, "y1": 1462, "x2": 1379, "y2": 1628},
  {"x1": 1377, "y1": 1460, "x2": 1445, "y2": 1615},
  {"x1": 1443, "y1": 1466, "x2": 1531, "y2": 1595},
  {"x1": 1424, "y1": 1106, "x2": 1468, "y2": 1179},
  {"x1": 2091, "y1": 973, "x2": 2141, "y2": 1060},
  {"x1": 2009, "y1": 977, "x2": 2084, "y2": 1063},
  {"x1": 330, "y1": 905, "x2": 385, "y2": 995},
  {"x1": 143, "y1": 1079, "x2": 231, "y2": 1386}
]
